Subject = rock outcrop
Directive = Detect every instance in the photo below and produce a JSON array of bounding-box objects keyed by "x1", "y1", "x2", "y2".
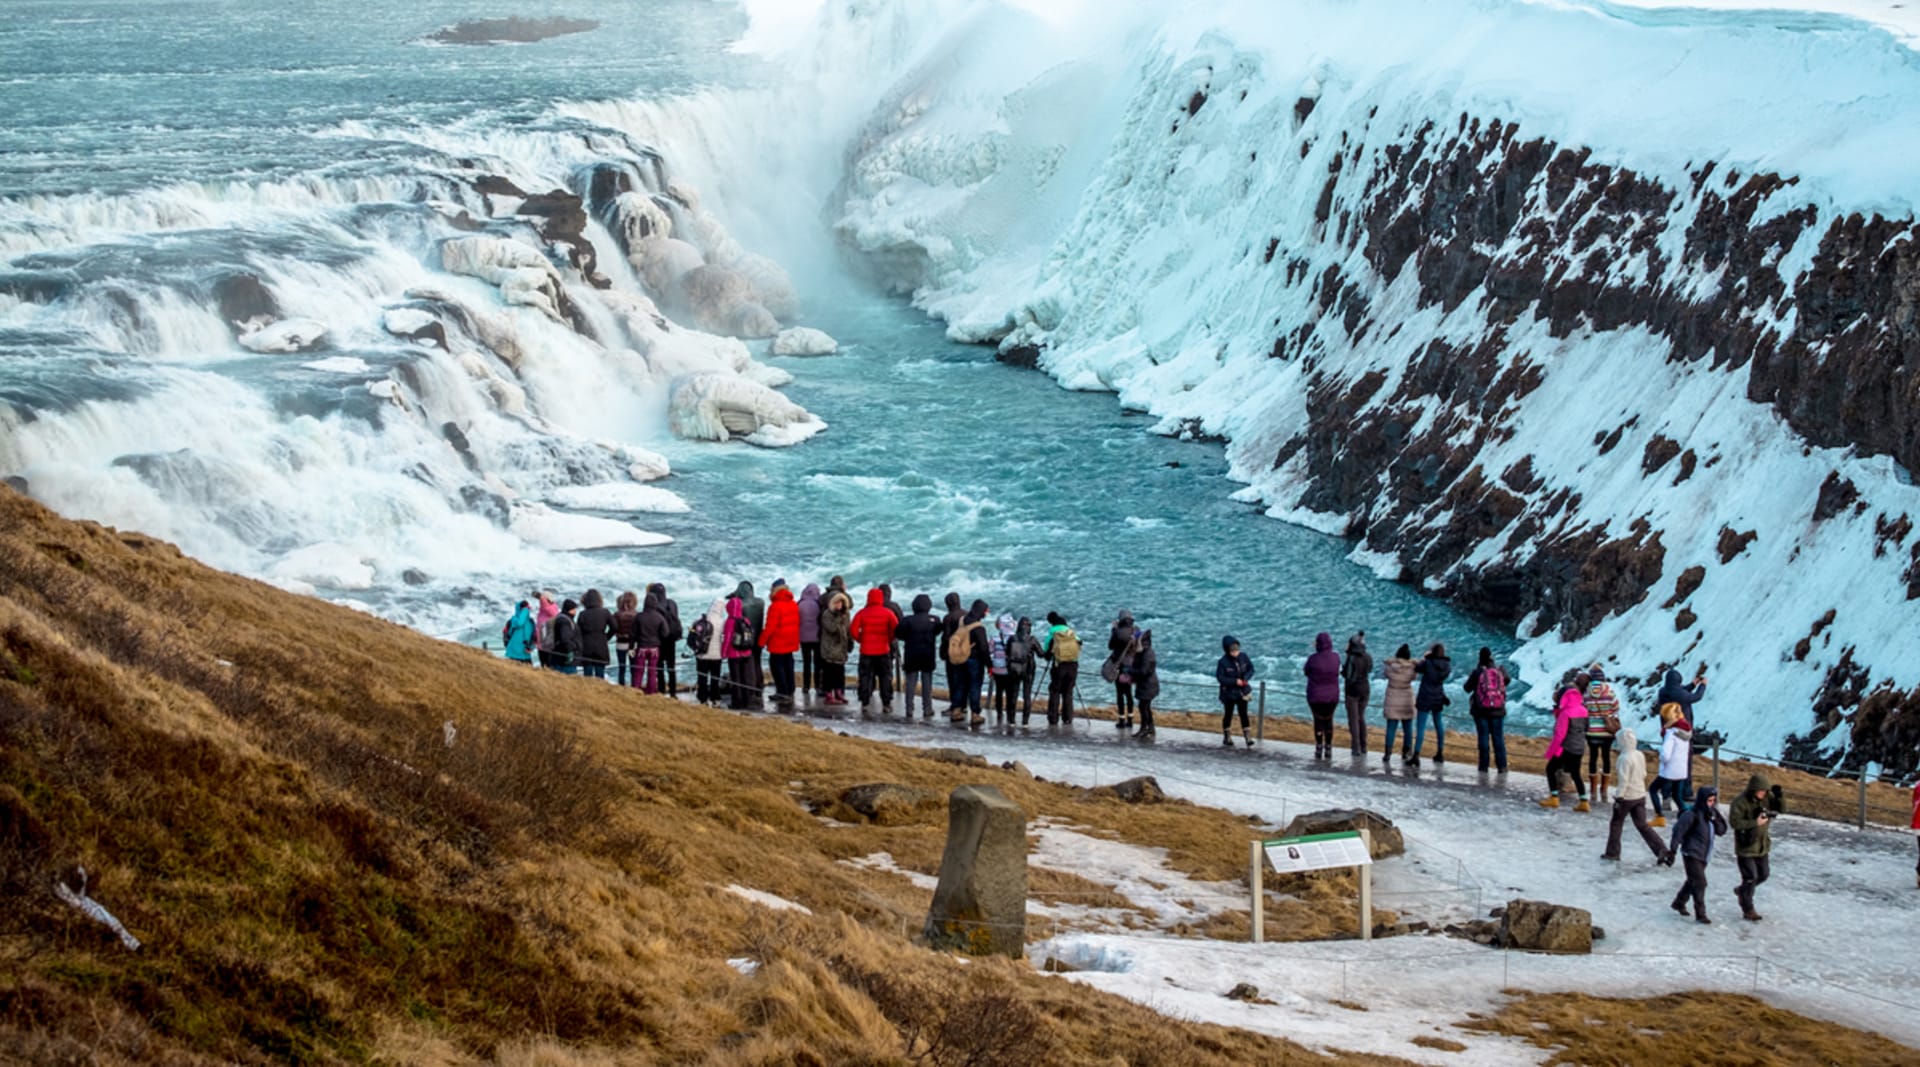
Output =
[
  {"x1": 1278, "y1": 808, "x2": 1405, "y2": 859},
  {"x1": 1496, "y1": 899, "x2": 1593, "y2": 954}
]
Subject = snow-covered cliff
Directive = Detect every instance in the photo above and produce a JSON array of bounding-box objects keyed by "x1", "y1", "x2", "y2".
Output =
[{"x1": 808, "y1": 0, "x2": 1920, "y2": 766}]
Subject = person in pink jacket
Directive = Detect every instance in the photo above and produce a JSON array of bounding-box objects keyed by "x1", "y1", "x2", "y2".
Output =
[
  {"x1": 1910, "y1": 783, "x2": 1919, "y2": 889},
  {"x1": 1539, "y1": 673, "x2": 1591, "y2": 811},
  {"x1": 721, "y1": 596, "x2": 754, "y2": 710}
]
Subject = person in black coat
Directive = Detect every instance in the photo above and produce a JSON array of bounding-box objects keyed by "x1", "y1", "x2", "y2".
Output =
[
  {"x1": 1656, "y1": 667, "x2": 1708, "y2": 728},
  {"x1": 574, "y1": 589, "x2": 614, "y2": 679},
  {"x1": 1341, "y1": 632, "x2": 1373, "y2": 756},
  {"x1": 550, "y1": 598, "x2": 582, "y2": 675},
  {"x1": 940, "y1": 592, "x2": 965, "y2": 715},
  {"x1": 1215, "y1": 635, "x2": 1256, "y2": 748},
  {"x1": 1411, "y1": 643, "x2": 1452, "y2": 767},
  {"x1": 634, "y1": 592, "x2": 671, "y2": 694},
  {"x1": 1667, "y1": 786, "x2": 1728, "y2": 923},
  {"x1": 647, "y1": 582, "x2": 683, "y2": 696},
  {"x1": 898, "y1": 594, "x2": 942, "y2": 719}
]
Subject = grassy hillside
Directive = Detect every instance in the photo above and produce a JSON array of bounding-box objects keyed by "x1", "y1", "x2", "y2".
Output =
[{"x1": 0, "y1": 488, "x2": 1390, "y2": 1066}]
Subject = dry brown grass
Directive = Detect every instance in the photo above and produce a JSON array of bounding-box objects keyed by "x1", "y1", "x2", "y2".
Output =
[
  {"x1": 1458, "y1": 990, "x2": 1917, "y2": 1066},
  {"x1": 0, "y1": 488, "x2": 1382, "y2": 1065}
]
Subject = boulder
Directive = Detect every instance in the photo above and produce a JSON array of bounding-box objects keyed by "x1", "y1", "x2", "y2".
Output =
[
  {"x1": 920, "y1": 748, "x2": 989, "y2": 768},
  {"x1": 1497, "y1": 899, "x2": 1593, "y2": 954},
  {"x1": 771, "y1": 327, "x2": 839, "y2": 356},
  {"x1": 924, "y1": 785, "x2": 1027, "y2": 957},
  {"x1": 1278, "y1": 808, "x2": 1405, "y2": 859},
  {"x1": 1103, "y1": 776, "x2": 1165, "y2": 804},
  {"x1": 839, "y1": 783, "x2": 941, "y2": 826},
  {"x1": 213, "y1": 272, "x2": 278, "y2": 331}
]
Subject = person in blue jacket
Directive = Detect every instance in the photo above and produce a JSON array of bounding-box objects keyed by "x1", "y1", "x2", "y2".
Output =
[
  {"x1": 1666, "y1": 786, "x2": 1728, "y2": 924},
  {"x1": 1216, "y1": 635, "x2": 1256, "y2": 748},
  {"x1": 501, "y1": 600, "x2": 535, "y2": 664}
]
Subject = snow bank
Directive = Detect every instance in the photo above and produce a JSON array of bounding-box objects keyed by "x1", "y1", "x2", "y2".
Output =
[
  {"x1": 269, "y1": 543, "x2": 375, "y2": 591},
  {"x1": 722, "y1": 884, "x2": 812, "y2": 913},
  {"x1": 771, "y1": 326, "x2": 838, "y2": 356},
  {"x1": 238, "y1": 318, "x2": 328, "y2": 353},
  {"x1": 547, "y1": 482, "x2": 690, "y2": 513},
  {"x1": 669, "y1": 371, "x2": 827, "y2": 446},
  {"x1": 509, "y1": 503, "x2": 672, "y2": 550},
  {"x1": 301, "y1": 356, "x2": 371, "y2": 374}
]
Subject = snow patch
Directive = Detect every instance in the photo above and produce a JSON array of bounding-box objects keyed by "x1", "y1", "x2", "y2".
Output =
[
  {"x1": 723, "y1": 884, "x2": 812, "y2": 914},
  {"x1": 238, "y1": 318, "x2": 328, "y2": 353},
  {"x1": 547, "y1": 482, "x2": 691, "y2": 514},
  {"x1": 509, "y1": 503, "x2": 673, "y2": 550}
]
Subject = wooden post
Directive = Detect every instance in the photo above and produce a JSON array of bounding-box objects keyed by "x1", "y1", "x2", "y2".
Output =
[
  {"x1": 1858, "y1": 773, "x2": 1869, "y2": 830},
  {"x1": 1359, "y1": 829, "x2": 1373, "y2": 942},
  {"x1": 1250, "y1": 840, "x2": 1265, "y2": 944},
  {"x1": 1711, "y1": 742, "x2": 1720, "y2": 794}
]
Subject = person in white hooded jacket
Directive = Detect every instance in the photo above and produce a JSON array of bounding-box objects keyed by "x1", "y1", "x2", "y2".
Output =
[
  {"x1": 1650, "y1": 709, "x2": 1694, "y2": 828},
  {"x1": 694, "y1": 595, "x2": 728, "y2": 705},
  {"x1": 1601, "y1": 728, "x2": 1671, "y2": 863}
]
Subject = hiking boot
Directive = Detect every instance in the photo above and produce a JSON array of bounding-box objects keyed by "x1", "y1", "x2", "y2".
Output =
[
  {"x1": 1695, "y1": 915, "x2": 1712, "y2": 925},
  {"x1": 1434, "y1": 750, "x2": 1445, "y2": 764},
  {"x1": 1539, "y1": 795, "x2": 1561, "y2": 809},
  {"x1": 1651, "y1": 815, "x2": 1668, "y2": 828},
  {"x1": 1222, "y1": 734, "x2": 1234, "y2": 747},
  {"x1": 1574, "y1": 799, "x2": 1591, "y2": 813},
  {"x1": 1600, "y1": 853, "x2": 1620, "y2": 861},
  {"x1": 1659, "y1": 851, "x2": 1675, "y2": 867},
  {"x1": 1407, "y1": 756, "x2": 1421, "y2": 768},
  {"x1": 969, "y1": 714, "x2": 985, "y2": 727},
  {"x1": 1243, "y1": 733, "x2": 1255, "y2": 748},
  {"x1": 1741, "y1": 909, "x2": 1763, "y2": 922},
  {"x1": 1672, "y1": 900, "x2": 1690, "y2": 916}
]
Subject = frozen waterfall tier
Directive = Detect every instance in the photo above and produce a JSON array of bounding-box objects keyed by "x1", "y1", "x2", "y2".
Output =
[
  {"x1": 818, "y1": 0, "x2": 1920, "y2": 766},
  {"x1": 0, "y1": 109, "x2": 821, "y2": 615}
]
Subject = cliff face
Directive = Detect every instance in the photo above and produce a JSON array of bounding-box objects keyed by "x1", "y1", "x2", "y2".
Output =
[{"x1": 830, "y1": 0, "x2": 1920, "y2": 766}]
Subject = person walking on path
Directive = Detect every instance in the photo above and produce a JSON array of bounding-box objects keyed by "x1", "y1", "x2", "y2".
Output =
[
  {"x1": 1667, "y1": 786, "x2": 1727, "y2": 924},
  {"x1": 1131, "y1": 630, "x2": 1159, "y2": 739},
  {"x1": 502, "y1": 600, "x2": 536, "y2": 665},
  {"x1": 1043, "y1": 612, "x2": 1082, "y2": 726},
  {"x1": 1585, "y1": 664, "x2": 1622, "y2": 802},
  {"x1": 720, "y1": 597, "x2": 756, "y2": 710},
  {"x1": 693, "y1": 596, "x2": 726, "y2": 705},
  {"x1": 634, "y1": 592, "x2": 671, "y2": 694},
  {"x1": 819, "y1": 587, "x2": 852, "y2": 706},
  {"x1": 550, "y1": 598, "x2": 582, "y2": 675},
  {"x1": 1005, "y1": 617, "x2": 1039, "y2": 725},
  {"x1": 1602, "y1": 727, "x2": 1670, "y2": 863},
  {"x1": 1381, "y1": 645, "x2": 1417, "y2": 765},
  {"x1": 1540, "y1": 674, "x2": 1591, "y2": 810},
  {"x1": 852, "y1": 588, "x2": 899, "y2": 715},
  {"x1": 1304, "y1": 632, "x2": 1342, "y2": 760},
  {"x1": 576, "y1": 589, "x2": 615, "y2": 680},
  {"x1": 941, "y1": 592, "x2": 966, "y2": 716},
  {"x1": 1216, "y1": 635, "x2": 1256, "y2": 748},
  {"x1": 1464, "y1": 647, "x2": 1510, "y2": 774},
  {"x1": 761, "y1": 583, "x2": 802, "y2": 711},
  {"x1": 797, "y1": 583, "x2": 823, "y2": 697},
  {"x1": 612, "y1": 591, "x2": 639, "y2": 686},
  {"x1": 1729, "y1": 774, "x2": 1786, "y2": 921},
  {"x1": 1411, "y1": 643, "x2": 1452, "y2": 767},
  {"x1": 1107, "y1": 610, "x2": 1137, "y2": 732},
  {"x1": 1342, "y1": 632, "x2": 1373, "y2": 756},
  {"x1": 1650, "y1": 706, "x2": 1694, "y2": 827},
  {"x1": 898, "y1": 593, "x2": 940, "y2": 719},
  {"x1": 648, "y1": 582, "x2": 684, "y2": 697}
]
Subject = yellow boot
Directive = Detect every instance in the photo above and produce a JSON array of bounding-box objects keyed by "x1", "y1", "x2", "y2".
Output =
[
  {"x1": 1575, "y1": 797, "x2": 1591, "y2": 813},
  {"x1": 1538, "y1": 795, "x2": 1561, "y2": 809},
  {"x1": 1652, "y1": 815, "x2": 1668, "y2": 828}
]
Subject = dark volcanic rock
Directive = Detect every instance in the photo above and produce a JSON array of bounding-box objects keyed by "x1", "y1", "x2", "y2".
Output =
[{"x1": 212, "y1": 272, "x2": 278, "y2": 331}]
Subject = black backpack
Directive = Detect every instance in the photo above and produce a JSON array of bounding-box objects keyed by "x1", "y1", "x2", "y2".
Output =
[
  {"x1": 729, "y1": 617, "x2": 756, "y2": 652},
  {"x1": 1006, "y1": 634, "x2": 1033, "y2": 673},
  {"x1": 688, "y1": 617, "x2": 713, "y2": 656}
]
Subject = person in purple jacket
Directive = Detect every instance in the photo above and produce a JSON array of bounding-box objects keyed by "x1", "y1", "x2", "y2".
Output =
[
  {"x1": 1304, "y1": 631, "x2": 1342, "y2": 761},
  {"x1": 797, "y1": 582, "x2": 822, "y2": 698}
]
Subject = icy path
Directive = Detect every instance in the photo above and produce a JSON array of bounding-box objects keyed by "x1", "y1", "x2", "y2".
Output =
[{"x1": 779, "y1": 705, "x2": 1919, "y2": 1062}]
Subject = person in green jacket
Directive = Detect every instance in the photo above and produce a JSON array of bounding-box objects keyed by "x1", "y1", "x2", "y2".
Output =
[{"x1": 1729, "y1": 773, "x2": 1786, "y2": 922}]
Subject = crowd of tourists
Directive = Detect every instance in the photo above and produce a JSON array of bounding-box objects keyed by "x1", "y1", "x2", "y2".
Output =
[{"x1": 500, "y1": 583, "x2": 1919, "y2": 907}]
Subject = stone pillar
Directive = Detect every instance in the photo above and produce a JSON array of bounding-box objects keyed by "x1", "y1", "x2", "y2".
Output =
[{"x1": 924, "y1": 785, "x2": 1027, "y2": 957}]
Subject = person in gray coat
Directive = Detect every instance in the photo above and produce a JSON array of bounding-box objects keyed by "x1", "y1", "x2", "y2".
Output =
[
  {"x1": 1341, "y1": 631, "x2": 1373, "y2": 756},
  {"x1": 735, "y1": 580, "x2": 766, "y2": 710}
]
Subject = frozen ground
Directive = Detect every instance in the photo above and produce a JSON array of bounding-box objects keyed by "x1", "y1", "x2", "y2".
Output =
[{"x1": 768, "y1": 702, "x2": 1920, "y2": 1061}]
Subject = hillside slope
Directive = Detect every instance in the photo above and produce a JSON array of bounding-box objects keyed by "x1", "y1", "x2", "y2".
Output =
[{"x1": 0, "y1": 486, "x2": 1372, "y2": 1066}]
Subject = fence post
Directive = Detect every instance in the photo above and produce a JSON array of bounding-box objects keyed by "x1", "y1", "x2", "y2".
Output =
[
  {"x1": 1257, "y1": 681, "x2": 1267, "y2": 744},
  {"x1": 1250, "y1": 840, "x2": 1265, "y2": 944},
  {"x1": 1711, "y1": 742, "x2": 1720, "y2": 794},
  {"x1": 1858, "y1": 773, "x2": 1868, "y2": 830}
]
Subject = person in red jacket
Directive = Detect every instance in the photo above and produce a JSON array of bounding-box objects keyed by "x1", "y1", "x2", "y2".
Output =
[
  {"x1": 851, "y1": 587, "x2": 899, "y2": 715},
  {"x1": 760, "y1": 584, "x2": 801, "y2": 712},
  {"x1": 1910, "y1": 782, "x2": 1919, "y2": 889}
]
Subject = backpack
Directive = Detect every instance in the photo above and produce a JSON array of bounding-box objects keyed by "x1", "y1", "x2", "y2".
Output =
[
  {"x1": 990, "y1": 636, "x2": 1008, "y2": 673},
  {"x1": 729, "y1": 617, "x2": 756, "y2": 653},
  {"x1": 1006, "y1": 635, "x2": 1033, "y2": 674},
  {"x1": 947, "y1": 622, "x2": 978, "y2": 665},
  {"x1": 1474, "y1": 667, "x2": 1506, "y2": 709},
  {"x1": 688, "y1": 617, "x2": 713, "y2": 657},
  {"x1": 1050, "y1": 627, "x2": 1080, "y2": 662},
  {"x1": 535, "y1": 615, "x2": 555, "y2": 653}
]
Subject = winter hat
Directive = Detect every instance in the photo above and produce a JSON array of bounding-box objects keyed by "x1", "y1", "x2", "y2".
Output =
[
  {"x1": 1588, "y1": 662, "x2": 1608, "y2": 681},
  {"x1": 561, "y1": 598, "x2": 578, "y2": 613}
]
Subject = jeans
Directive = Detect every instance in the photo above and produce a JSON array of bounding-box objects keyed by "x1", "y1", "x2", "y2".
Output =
[
  {"x1": 1308, "y1": 701, "x2": 1337, "y2": 751},
  {"x1": 1673, "y1": 856, "x2": 1710, "y2": 918},
  {"x1": 1221, "y1": 697, "x2": 1249, "y2": 732},
  {"x1": 1736, "y1": 855, "x2": 1770, "y2": 912},
  {"x1": 633, "y1": 647, "x2": 661, "y2": 694},
  {"x1": 1474, "y1": 714, "x2": 1508, "y2": 772},
  {"x1": 959, "y1": 660, "x2": 985, "y2": 716},
  {"x1": 1649, "y1": 777, "x2": 1692, "y2": 817},
  {"x1": 857, "y1": 654, "x2": 891, "y2": 710},
  {"x1": 1413, "y1": 708, "x2": 1445, "y2": 758},
  {"x1": 801, "y1": 641, "x2": 819, "y2": 692},
  {"x1": 696, "y1": 658, "x2": 723, "y2": 703},
  {"x1": 1345, "y1": 691, "x2": 1369, "y2": 753},
  {"x1": 1587, "y1": 737, "x2": 1615, "y2": 777},
  {"x1": 903, "y1": 669, "x2": 934, "y2": 715},
  {"x1": 1114, "y1": 681, "x2": 1134, "y2": 718},
  {"x1": 1047, "y1": 662, "x2": 1078, "y2": 723},
  {"x1": 582, "y1": 663, "x2": 606, "y2": 679},
  {"x1": 1383, "y1": 719, "x2": 1409, "y2": 755},
  {"x1": 615, "y1": 646, "x2": 632, "y2": 688},
  {"x1": 1605, "y1": 796, "x2": 1667, "y2": 859},
  {"x1": 661, "y1": 653, "x2": 677, "y2": 697},
  {"x1": 769, "y1": 652, "x2": 796, "y2": 707}
]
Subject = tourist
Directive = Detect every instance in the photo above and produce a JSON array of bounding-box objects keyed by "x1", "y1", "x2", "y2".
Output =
[
  {"x1": 1043, "y1": 612, "x2": 1082, "y2": 726},
  {"x1": 1382, "y1": 644, "x2": 1416, "y2": 765},
  {"x1": 648, "y1": 582, "x2": 684, "y2": 697},
  {"x1": 1729, "y1": 774, "x2": 1786, "y2": 922},
  {"x1": 819, "y1": 586, "x2": 852, "y2": 706},
  {"x1": 955, "y1": 599, "x2": 992, "y2": 726},
  {"x1": 1005, "y1": 617, "x2": 1038, "y2": 725},
  {"x1": 612, "y1": 591, "x2": 639, "y2": 686},
  {"x1": 899, "y1": 593, "x2": 941, "y2": 719},
  {"x1": 761, "y1": 582, "x2": 801, "y2": 711},
  {"x1": 1657, "y1": 666, "x2": 1709, "y2": 730},
  {"x1": 1108, "y1": 610, "x2": 1137, "y2": 732},
  {"x1": 1584, "y1": 664, "x2": 1621, "y2": 802},
  {"x1": 501, "y1": 600, "x2": 535, "y2": 665},
  {"x1": 1304, "y1": 631, "x2": 1342, "y2": 761},
  {"x1": 534, "y1": 591, "x2": 559, "y2": 668},
  {"x1": 798, "y1": 582, "x2": 823, "y2": 697},
  {"x1": 634, "y1": 591, "x2": 671, "y2": 694},
  {"x1": 693, "y1": 596, "x2": 726, "y2": 705},
  {"x1": 1911, "y1": 783, "x2": 1919, "y2": 889},
  {"x1": 1342, "y1": 631, "x2": 1372, "y2": 756},
  {"x1": 1464, "y1": 647, "x2": 1510, "y2": 774},
  {"x1": 735, "y1": 580, "x2": 767, "y2": 710},
  {"x1": 1411, "y1": 642, "x2": 1452, "y2": 767},
  {"x1": 941, "y1": 592, "x2": 966, "y2": 715},
  {"x1": 1131, "y1": 630, "x2": 1159, "y2": 739},
  {"x1": 1216, "y1": 634, "x2": 1256, "y2": 748},
  {"x1": 1667, "y1": 787, "x2": 1727, "y2": 924},
  {"x1": 989, "y1": 613, "x2": 1017, "y2": 726},
  {"x1": 1540, "y1": 673, "x2": 1591, "y2": 810},
  {"x1": 550, "y1": 598, "x2": 581, "y2": 675},
  {"x1": 851, "y1": 588, "x2": 898, "y2": 714},
  {"x1": 575, "y1": 589, "x2": 614, "y2": 680},
  {"x1": 721, "y1": 596, "x2": 755, "y2": 710},
  {"x1": 1649, "y1": 705, "x2": 1694, "y2": 827},
  {"x1": 880, "y1": 582, "x2": 905, "y2": 695},
  {"x1": 1602, "y1": 727, "x2": 1670, "y2": 863}
]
